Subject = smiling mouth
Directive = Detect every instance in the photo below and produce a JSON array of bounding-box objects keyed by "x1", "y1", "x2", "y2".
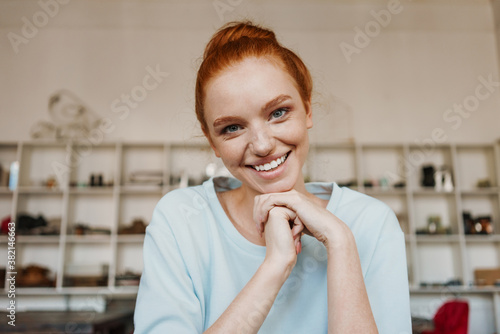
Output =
[{"x1": 249, "y1": 152, "x2": 289, "y2": 172}]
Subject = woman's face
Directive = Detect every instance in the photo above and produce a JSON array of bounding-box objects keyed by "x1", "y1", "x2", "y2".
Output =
[{"x1": 203, "y1": 57, "x2": 313, "y2": 195}]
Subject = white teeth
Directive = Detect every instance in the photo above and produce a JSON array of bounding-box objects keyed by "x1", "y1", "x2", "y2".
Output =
[{"x1": 252, "y1": 153, "x2": 288, "y2": 172}]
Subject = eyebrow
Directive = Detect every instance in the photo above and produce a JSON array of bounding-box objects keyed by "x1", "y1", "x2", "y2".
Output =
[
  {"x1": 262, "y1": 94, "x2": 292, "y2": 113},
  {"x1": 213, "y1": 116, "x2": 242, "y2": 129},
  {"x1": 212, "y1": 94, "x2": 293, "y2": 129}
]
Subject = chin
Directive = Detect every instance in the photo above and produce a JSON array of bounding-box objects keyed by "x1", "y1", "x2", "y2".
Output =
[{"x1": 249, "y1": 177, "x2": 298, "y2": 195}]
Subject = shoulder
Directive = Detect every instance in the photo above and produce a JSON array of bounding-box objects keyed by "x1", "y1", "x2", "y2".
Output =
[
  {"x1": 154, "y1": 176, "x2": 236, "y2": 215},
  {"x1": 334, "y1": 185, "x2": 393, "y2": 216},
  {"x1": 333, "y1": 184, "x2": 380, "y2": 206},
  {"x1": 333, "y1": 186, "x2": 405, "y2": 275},
  {"x1": 149, "y1": 184, "x2": 216, "y2": 231},
  {"x1": 332, "y1": 185, "x2": 402, "y2": 237},
  {"x1": 156, "y1": 184, "x2": 212, "y2": 211}
]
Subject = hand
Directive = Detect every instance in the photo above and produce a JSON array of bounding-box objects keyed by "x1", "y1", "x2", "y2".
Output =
[
  {"x1": 254, "y1": 190, "x2": 346, "y2": 248},
  {"x1": 262, "y1": 206, "x2": 303, "y2": 269}
]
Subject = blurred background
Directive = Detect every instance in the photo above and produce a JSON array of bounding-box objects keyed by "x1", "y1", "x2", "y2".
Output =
[
  {"x1": 1, "y1": 0, "x2": 500, "y2": 333},
  {"x1": 1, "y1": 0, "x2": 499, "y2": 144}
]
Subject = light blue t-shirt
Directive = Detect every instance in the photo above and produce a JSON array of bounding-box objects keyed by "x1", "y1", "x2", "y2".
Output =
[{"x1": 134, "y1": 176, "x2": 412, "y2": 333}]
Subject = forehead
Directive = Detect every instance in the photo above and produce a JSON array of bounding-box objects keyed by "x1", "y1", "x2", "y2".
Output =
[{"x1": 204, "y1": 57, "x2": 301, "y2": 121}]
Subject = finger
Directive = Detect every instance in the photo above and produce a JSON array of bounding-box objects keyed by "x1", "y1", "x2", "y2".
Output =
[
  {"x1": 253, "y1": 195, "x2": 268, "y2": 236},
  {"x1": 291, "y1": 218, "x2": 304, "y2": 238},
  {"x1": 255, "y1": 222, "x2": 263, "y2": 237},
  {"x1": 253, "y1": 195, "x2": 274, "y2": 233},
  {"x1": 295, "y1": 237, "x2": 302, "y2": 254},
  {"x1": 254, "y1": 192, "x2": 300, "y2": 225},
  {"x1": 293, "y1": 228, "x2": 302, "y2": 254},
  {"x1": 257, "y1": 206, "x2": 297, "y2": 237},
  {"x1": 255, "y1": 223, "x2": 263, "y2": 237},
  {"x1": 302, "y1": 226, "x2": 313, "y2": 237},
  {"x1": 294, "y1": 216, "x2": 313, "y2": 237}
]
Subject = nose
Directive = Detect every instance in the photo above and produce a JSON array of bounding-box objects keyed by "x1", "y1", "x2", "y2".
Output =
[{"x1": 249, "y1": 125, "x2": 275, "y2": 157}]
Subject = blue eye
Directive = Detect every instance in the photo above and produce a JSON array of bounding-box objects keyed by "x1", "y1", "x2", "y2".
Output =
[
  {"x1": 223, "y1": 124, "x2": 240, "y2": 133},
  {"x1": 271, "y1": 108, "x2": 288, "y2": 119}
]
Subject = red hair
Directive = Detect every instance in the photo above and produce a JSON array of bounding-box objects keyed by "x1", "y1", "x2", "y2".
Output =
[{"x1": 195, "y1": 21, "x2": 313, "y2": 134}]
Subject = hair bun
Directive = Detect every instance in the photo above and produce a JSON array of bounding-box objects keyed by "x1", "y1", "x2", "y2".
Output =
[
  {"x1": 203, "y1": 21, "x2": 278, "y2": 59},
  {"x1": 196, "y1": 20, "x2": 312, "y2": 134}
]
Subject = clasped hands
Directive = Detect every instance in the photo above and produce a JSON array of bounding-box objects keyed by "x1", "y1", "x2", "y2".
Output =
[{"x1": 253, "y1": 189, "x2": 343, "y2": 266}]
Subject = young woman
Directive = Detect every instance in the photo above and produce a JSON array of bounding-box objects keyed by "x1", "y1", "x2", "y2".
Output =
[{"x1": 134, "y1": 21, "x2": 411, "y2": 333}]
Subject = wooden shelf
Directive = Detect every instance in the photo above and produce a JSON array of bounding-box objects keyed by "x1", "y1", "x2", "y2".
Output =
[
  {"x1": 464, "y1": 235, "x2": 500, "y2": 243},
  {"x1": 410, "y1": 286, "x2": 500, "y2": 294},
  {"x1": 65, "y1": 235, "x2": 112, "y2": 243},
  {"x1": 0, "y1": 286, "x2": 138, "y2": 296},
  {"x1": 413, "y1": 188, "x2": 457, "y2": 196},
  {"x1": 117, "y1": 234, "x2": 146, "y2": 243},
  {"x1": 415, "y1": 234, "x2": 461, "y2": 243},
  {"x1": 461, "y1": 188, "x2": 499, "y2": 196},
  {"x1": 363, "y1": 188, "x2": 407, "y2": 196},
  {"x1": 69, "y1": 187, "x2": 114, "y2": 195},
  {"x1": 17, "y1": 187, "x2": 63, "y2": 195}
]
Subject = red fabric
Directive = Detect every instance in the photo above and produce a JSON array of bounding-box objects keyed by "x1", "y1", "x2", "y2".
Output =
[
  {"x1": 422, "y1": 300, "x2": 469, "y2": 334},
  {"x1": 1, "y1": 215, "x2": 11, "y2": 234}
]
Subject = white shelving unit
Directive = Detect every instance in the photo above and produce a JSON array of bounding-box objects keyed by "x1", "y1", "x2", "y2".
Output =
[
  {"x1": 308, "y1": 141, "x2": 500, "y2": 332},
  {"x1": 0, "y1": 140, "x2": 221, "y2": 299},
  {"x1": 1, "y1": 139, "x2": 500, "y2": 329}
]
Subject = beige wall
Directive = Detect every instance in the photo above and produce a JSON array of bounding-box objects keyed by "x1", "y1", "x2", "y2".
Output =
[{"x1": 0, "y1": 0, "x2": 498, "y2": 144}]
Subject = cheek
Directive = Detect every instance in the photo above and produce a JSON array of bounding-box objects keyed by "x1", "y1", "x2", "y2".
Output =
[
  {"x1": 276, "y1": 122, "x2": 308, "y2": 142},
  {"x1": 217, "y1": 143, "x2": 243, "y2": 166}
]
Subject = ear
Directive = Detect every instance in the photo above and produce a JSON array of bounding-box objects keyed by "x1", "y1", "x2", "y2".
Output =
[
  {"x1": 304, "y1": 100, "x2": 313, "y2": 129},
  {"x1": 203, "y1": 127, "x2": 221, "y2": 158}
]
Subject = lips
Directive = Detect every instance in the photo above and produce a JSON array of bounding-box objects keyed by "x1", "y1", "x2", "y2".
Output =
[{"x1": 249, "y1": 152, "x2": 289, "y2": 172}]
